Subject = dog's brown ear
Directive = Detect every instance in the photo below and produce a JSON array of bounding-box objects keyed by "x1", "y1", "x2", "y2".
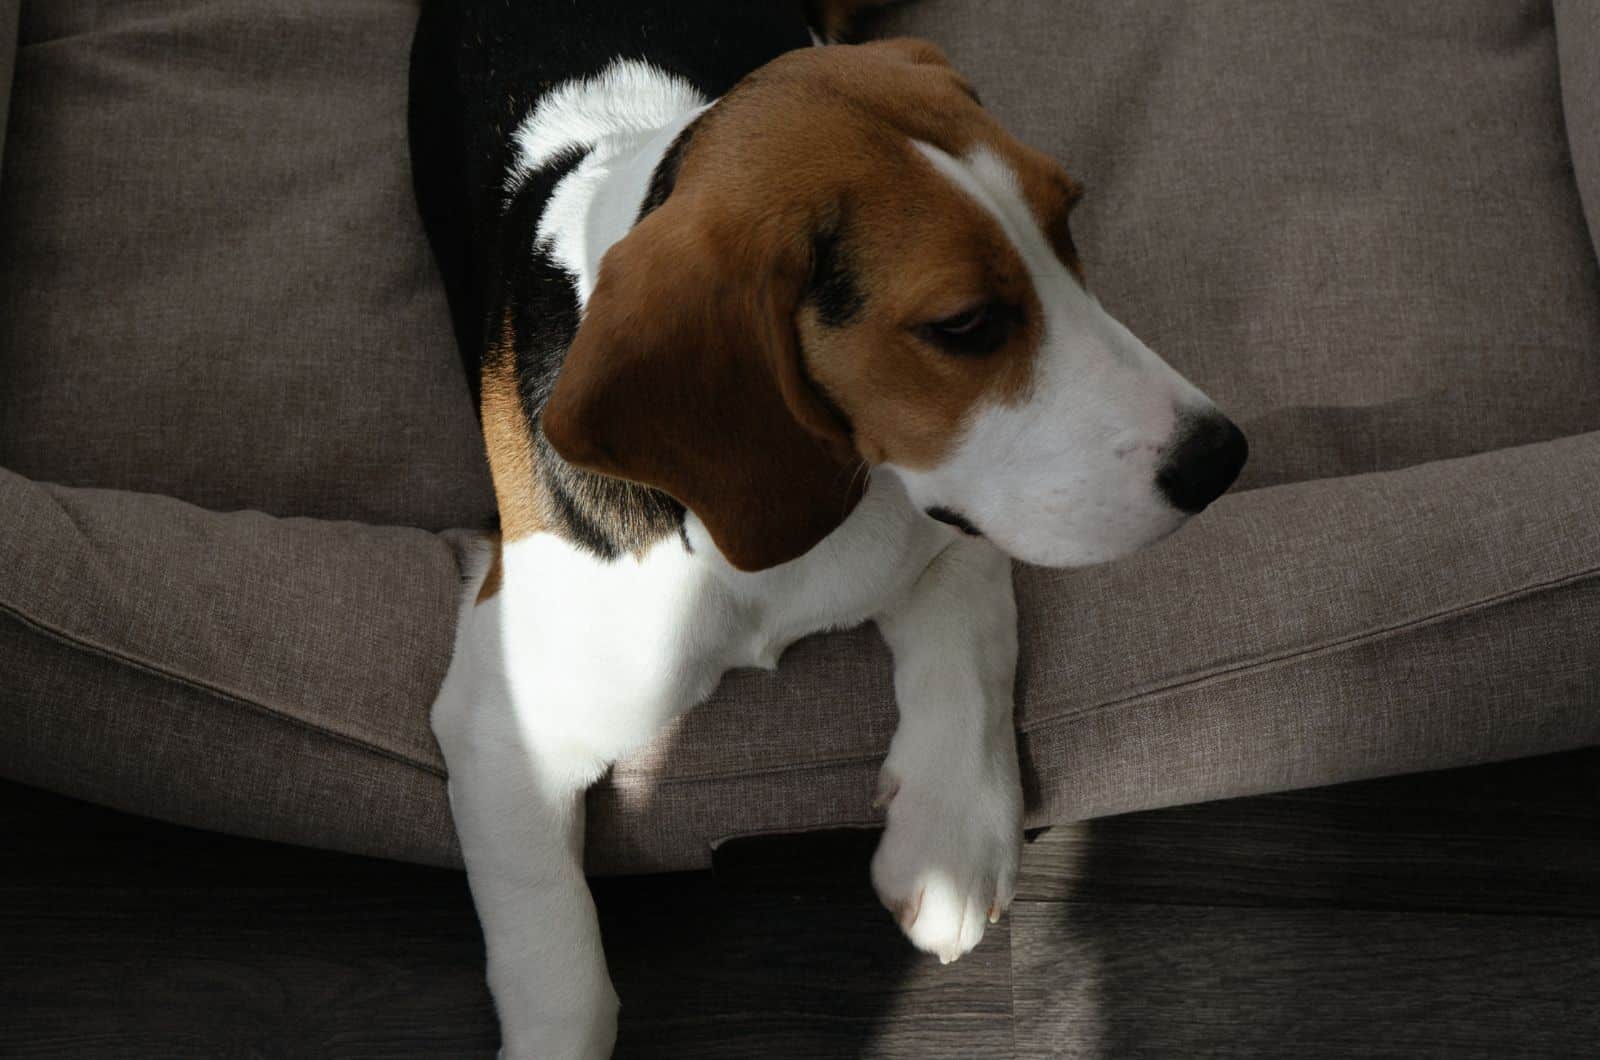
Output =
[{"x1": 542, "y1": 199, "x2": 863, "y2": 572}]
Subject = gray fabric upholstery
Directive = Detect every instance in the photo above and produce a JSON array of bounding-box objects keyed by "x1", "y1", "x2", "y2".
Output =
[
  {"x1": 884, "y1": 0, "x2": 1600, "y2": 491},
  {"x1": 2, "y1": 0, "x2": 1597, "y2": 874},
  {"x1": 594, "y1": 427, "x2": 1600, "y2": 871},
  {"x1": 0, "y1": 467, "x2": 466, "y2": 865},
  {"x1": 0, "y1": 1, "x2": 496, "y2": 530},
  {"x1": 1556, "y1": 0, "x2": 1600, "y2": 256}
]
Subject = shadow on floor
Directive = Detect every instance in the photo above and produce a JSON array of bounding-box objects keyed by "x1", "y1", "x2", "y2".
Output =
[
  {"x1": 1014, "y1": 752, "x2": 1600, "y2": 1059},
  {"x1": 601, "y1": 828, "x2": 994, "y2": 1059},
  {"x1": 1, "y1": 783, "x2": 936, "y2": 1059}
]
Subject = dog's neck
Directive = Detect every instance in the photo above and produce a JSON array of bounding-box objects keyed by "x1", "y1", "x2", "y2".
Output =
[
  {"x1": 485, "y1": 62, "x2": 710, "y2": 560},
  {"x1": 505, "y1": 59, "x2": 709, "y2": 308}
]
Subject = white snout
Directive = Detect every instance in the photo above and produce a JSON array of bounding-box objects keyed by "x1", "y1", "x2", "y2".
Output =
[
  {"x1": 888, "y1": 297, "x2": 1219, "y2": 568},
  {"x1": 901, "y1": 141, "x2": 1243, "y2": 569}
]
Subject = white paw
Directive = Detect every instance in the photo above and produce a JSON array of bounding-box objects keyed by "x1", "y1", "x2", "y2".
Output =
[
  {"x1": 492, "y1": 946, "x2": 618, "y2": 1060},
  {"x1": 869, "y1": 759, "x2": 1023, "y2": 964},
  {"x1": 498, "y1": 989, "x2": 618, "y2": 1060}
]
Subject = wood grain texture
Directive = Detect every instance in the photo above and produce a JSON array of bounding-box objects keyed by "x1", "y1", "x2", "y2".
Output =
[
  {"x1": 6, "y1": 749, "x2": 1600, "y2": 1058},
  {"x1": 1, "y1": 794, "x2": 499, "y2": 1059},
  {"x1": 1012, "y1": 902, "x2": 1600, "y2": 1059},
  {"x1": 599, "y1": 866, "x2": 1012, "y2": 1059},
  {"x1": 1016, "y1": 750, "x2": 1600, "y2": 915},
  {"x1": 1, "y1": 786, "x2": 1009, "y2": 1059}
]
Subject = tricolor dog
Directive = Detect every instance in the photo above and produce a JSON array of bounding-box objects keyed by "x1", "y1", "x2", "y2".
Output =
[{"x1": 410, "y1": 1, "x2": 1247, "y2": 1055}]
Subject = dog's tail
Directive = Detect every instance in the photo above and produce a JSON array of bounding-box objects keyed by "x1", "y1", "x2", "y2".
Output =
[{"x1": 805, "y1": 0, "x2": 911, "y2": 44}]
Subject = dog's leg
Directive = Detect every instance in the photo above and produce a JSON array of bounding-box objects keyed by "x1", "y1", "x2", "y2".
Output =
[
  {"x1": 434, "y1": 690, "x2": 619, "y2": 1060},
  {"x1": 870, "y1": 534, "x2": 1023, "y2": 963}
]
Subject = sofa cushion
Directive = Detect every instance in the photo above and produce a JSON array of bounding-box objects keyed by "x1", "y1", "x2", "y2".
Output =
[
  {"x1": 882, "y1": 0, "x2": 1600, "y2": 492},
  {"x1": 592, "y1": 428, "x2": 1600, "y2": 873},
  {"x1": 5, "y1": 1, "x2": 1595, "y2": 521},
  {"x1": 1555, "y1": 0, "x2": 1600, "y2": 257},
  {"x1": 0, "y1": 467, "x2": 465, "y2": 866},
  {"x1": 8, "y1": 425, "x2": 1598, "y2": 877},
  {"x1": 0, "y1": 1, "x2": 496, "y2": 530}
]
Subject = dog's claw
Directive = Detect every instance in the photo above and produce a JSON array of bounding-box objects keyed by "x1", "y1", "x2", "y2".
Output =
[
  {"x1": 897, "y1": 885, "x2": 925, "y2": 932},
  {"x1": 870, "y1": 758, "x2": 1022, "y2": 967}
]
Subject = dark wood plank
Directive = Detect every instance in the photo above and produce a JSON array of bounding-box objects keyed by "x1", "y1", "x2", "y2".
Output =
[
  {"x1": 1011, "y1": 902, "x2": 1600, "y2": 1060},
  {"x1": 1015, "y1": 749, "x2": 1600, "y2": 915},
  {"x1": 0, "y1": 790, "x2": 499, "y2": 1059},
  {"x1": 1, "y1": 786, "x2": 1011, "y2": 1059},
  {"x1": 0, "y1": 781, "x2": 441, "y2": 893},
  {"x1": 604, "y1": 829, "x2": 1013, "y2": 1059},
  {"x1": 7, "y1": 747, "x2": 1599, "y2": 1058}
]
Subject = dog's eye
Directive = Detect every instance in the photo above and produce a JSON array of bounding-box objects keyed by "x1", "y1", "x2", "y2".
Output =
[
  {"x1": 933, "y1": 305, "x2": 988, "y2": 335},
  {"x1": 917, "y1": 302, "x2": 1015, "y2": 355}
]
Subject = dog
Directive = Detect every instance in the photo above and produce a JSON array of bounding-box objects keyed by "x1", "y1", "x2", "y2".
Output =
[{"x1": 409, "y1": 1, "x2": 1247, "y2": 1055}]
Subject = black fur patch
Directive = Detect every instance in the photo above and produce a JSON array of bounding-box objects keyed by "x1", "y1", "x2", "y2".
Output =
[
  {"x1": 637, "y1": 120, "x2": 698, "y2": 222},
  {"x1": 409, "y1": 0, "x2": 815, "y2": 562},
  {"x1": 493, "y1": 149, "x2": 687, "y2": 561},
  {"x1": 926, "y1": 506, "x2": 983, "y2": 537},
  {"x1": 806, "y1": 219, "x2": 865, "y2": 328}
]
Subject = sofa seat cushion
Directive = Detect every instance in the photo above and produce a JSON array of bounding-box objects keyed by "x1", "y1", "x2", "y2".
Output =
[
  {"x1": 0, "y1": 467, "x2": 465, "y2": 866},
  {"x1": 590, "y1": 428, "x2": 1600, "y2": 872}
]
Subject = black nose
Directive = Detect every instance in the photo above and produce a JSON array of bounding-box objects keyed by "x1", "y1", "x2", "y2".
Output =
[{"x1": 1156, "y1": 412, "x2": 1248, "y2": 514}]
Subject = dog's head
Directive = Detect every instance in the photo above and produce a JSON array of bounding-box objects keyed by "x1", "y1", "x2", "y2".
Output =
[{"x1": 544, "y1": 40, "x2": 1246, "y2": 571}]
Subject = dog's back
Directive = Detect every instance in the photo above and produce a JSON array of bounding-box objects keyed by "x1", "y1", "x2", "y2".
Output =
[{"x1": 408, "y1": 0, "x2": 815, "y2": 393}]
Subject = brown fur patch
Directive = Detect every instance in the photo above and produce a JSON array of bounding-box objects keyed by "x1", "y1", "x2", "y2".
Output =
[
  {"x1": 480, "y1": 310, "x2": 548, "y2": 543},
  {"x1": 1004, "y1": 139, "x2": 1087, "y2": 280},
  {"x1": 475, "y1": 532, "x2": 504, "y2": 604},
  {"x1": 713, "y1": 42, "x2": 1081, "y2": 470},
  {"x1": 796, "y1": 162, "x2": 1043, "y2": 468},
  {"x1": 541, "y1": 209, "x2": 861, "y2": 571}
]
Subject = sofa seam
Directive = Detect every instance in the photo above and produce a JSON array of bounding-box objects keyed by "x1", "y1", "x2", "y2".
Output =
[
  {"x1": 8, "y1": 559, "x2": 1594, "y2": 792},
  {"x1": 0, "y1": 601, "x2": 447, "y2": 779},
  {"x1": 1041, "y1": 562, "x2": 1600, "y2": 728},
  {"x1": 636, "y1": 561, "x2": 1600, "y2": 787}
]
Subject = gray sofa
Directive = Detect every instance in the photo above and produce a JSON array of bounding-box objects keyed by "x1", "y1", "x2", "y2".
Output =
[{"x1": 3, "y1": 0, "x2": 1598, "y2": 876}]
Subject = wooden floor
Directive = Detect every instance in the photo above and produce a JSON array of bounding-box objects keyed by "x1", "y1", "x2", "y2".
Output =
[{"x1": 4, "y1": 749, "x2": 1598, "y2": 1058}]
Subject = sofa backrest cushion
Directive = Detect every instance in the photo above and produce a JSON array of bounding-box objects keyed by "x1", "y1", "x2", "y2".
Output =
[
  {"x1": 0, "y1": 1, "x2": 496, "y2": 530},
  {"x1": 1, "y1": 1, "x2": 1598, "y2": 524},
  {"x1": 883, "y1": 0, "x2": 1600, "y2": 492}
]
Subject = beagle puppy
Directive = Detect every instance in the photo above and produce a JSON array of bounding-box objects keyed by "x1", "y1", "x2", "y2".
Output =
[{"x1": 410, "y1": 1, "x2": 1247, "y2": 1055}]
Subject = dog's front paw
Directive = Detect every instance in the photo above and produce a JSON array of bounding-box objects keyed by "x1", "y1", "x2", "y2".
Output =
[
  {"x1": 498, "y1": 996, "x2": 617, "y2": 1060},
  {"x1": 869, "y1": 757, "x2": 1022, "y2": 964},
  {"x1": 493, "y1": 966, "x2": 618, "y2": 1060}
]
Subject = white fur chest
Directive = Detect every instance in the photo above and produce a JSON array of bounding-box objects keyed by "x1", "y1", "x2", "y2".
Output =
[{"x1": 432, "y1": 473, "x2": 949, "y2": 796}]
